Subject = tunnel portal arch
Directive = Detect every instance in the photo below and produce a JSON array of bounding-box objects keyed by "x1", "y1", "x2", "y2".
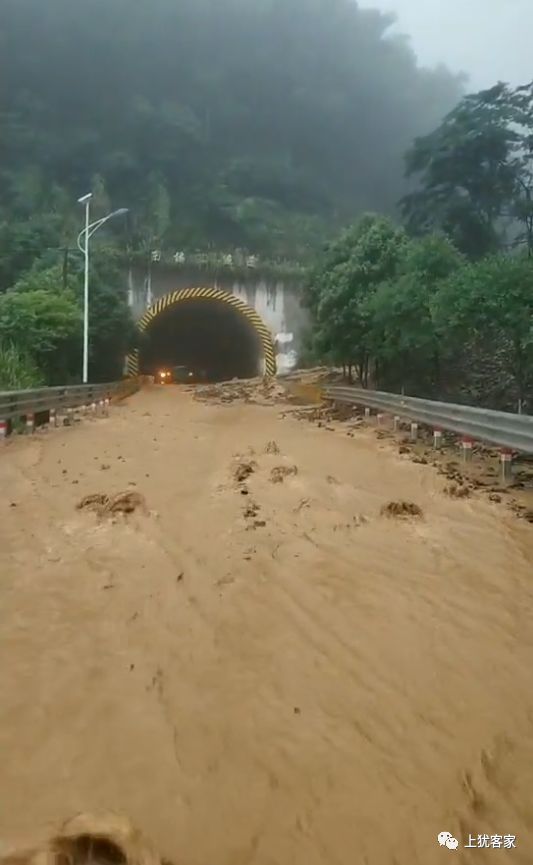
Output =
[{"x1": 127, "y1": 287, "x2": 277, "y2": 378}]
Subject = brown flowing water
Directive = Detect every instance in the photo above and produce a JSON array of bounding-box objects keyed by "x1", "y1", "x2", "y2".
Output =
[{"x1": 1, "y1": 386, "x2": 532, "y2": 864}]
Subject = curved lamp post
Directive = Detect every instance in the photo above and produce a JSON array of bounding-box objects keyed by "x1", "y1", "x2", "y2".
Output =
[{"x1": 77, "y1": 193, "x2": 128, "y2": 383}]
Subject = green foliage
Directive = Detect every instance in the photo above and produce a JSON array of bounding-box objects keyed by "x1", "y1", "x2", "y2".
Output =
[
  {"x1": 401, "y1": 82, "x2": 533, "y2": 258},
  {"x1": 306, "y1": 210, "x2": 533, "y2": 408},
  {"x1": 0, "y1": 0, "x2": 462, "y2": 260},
  {"x1": 306, "y1": 214, "x2": 407, "y2": 379},
  {"x1": 11, "y1": 263, "x2": 78, "y2": 295},
  {"x1": 0, "y1": 216, "x2": 64, "y2": 291},
  {"x1": 149, "y1": 175, "x2": 172, "y2": 241},
  {"x1": 0, "y1": 250, "x2": 137, "y2": 385},
  {"x1": 364, "y1": 235, "x2": 464, "y2": 393},
  {"x1": 0, "y1": 342, "x2": 44, "y2": 390},
  {"x1": 432, "y1": 254, "x2": 533, "y2": 402},
  {"x1": 91, "y1": 174, "x2": 112, "y2": 221},
  {"x1": 84, "y1": 247, "x2": 138, "y2": 381},
  {"x1": 0, "y1": 283, "x2": 81, "y2": 384}
]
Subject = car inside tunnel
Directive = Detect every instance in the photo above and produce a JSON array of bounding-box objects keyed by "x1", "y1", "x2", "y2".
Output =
[{"x1": 139, "y1": 299, "x2": 264, "y2": 382}]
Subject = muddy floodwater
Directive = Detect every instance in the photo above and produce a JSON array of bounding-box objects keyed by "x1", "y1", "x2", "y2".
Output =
[{"x1": 1, "y1": 385, "x2": 533, "y2": 864}]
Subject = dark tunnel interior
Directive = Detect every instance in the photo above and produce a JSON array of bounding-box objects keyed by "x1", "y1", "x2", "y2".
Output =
[{"x1": 140, "y1": 300, "x2": 263, "y2": 382}]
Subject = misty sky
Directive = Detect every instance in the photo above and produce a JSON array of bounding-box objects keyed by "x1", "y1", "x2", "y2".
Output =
[{"x1": 363, "y1": 0, "x2": 532, "y2": 90}]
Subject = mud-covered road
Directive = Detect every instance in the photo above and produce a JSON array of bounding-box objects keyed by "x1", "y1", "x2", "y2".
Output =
[{"x1": 1, "y1": 385, "x2": 533, "y2": 864}]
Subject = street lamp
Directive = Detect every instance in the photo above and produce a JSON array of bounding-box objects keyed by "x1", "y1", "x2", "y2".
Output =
[{"x1": 77, "y1": 194, "x2": 129, "y2": 384}]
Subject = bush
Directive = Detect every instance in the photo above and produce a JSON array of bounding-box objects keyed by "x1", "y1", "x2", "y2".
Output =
[
  {"x1": 0, "y1": 285, "x2": 82, "y2": 384},
  {"x1": 0, "y1": 342, "x2": 44, "y2": 390}
]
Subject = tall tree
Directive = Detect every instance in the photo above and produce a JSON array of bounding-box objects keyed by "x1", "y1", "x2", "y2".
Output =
[
  {"x1": 0, "y1": 281, "x2": 81, "y2": 384},
  {"x1": 432, "y1": 254, "x2": 533, "y2": 407},
  {"x1": 401, "y1": 81, "x2": 533, "y2": 258},
  {"x1": 0, "y1": 343, "x2": 43, "y2": 390},
  {"x1": 508, "y1": 83, "x2": 533, "y2": 256},
  {"x1": 364, "y1": 234, "x2": 463, "y2": 394},
  {"x1": 306, "y1": 214, "x2": 407, "y2": 382}
]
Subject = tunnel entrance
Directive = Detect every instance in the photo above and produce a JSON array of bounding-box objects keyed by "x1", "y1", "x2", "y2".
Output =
[
  {"x1": 133, "y1": 288, "x2": 276, "y2": 382},
  {"x1": 141, "y1": 299, "x2": 261, "y2": 381}
]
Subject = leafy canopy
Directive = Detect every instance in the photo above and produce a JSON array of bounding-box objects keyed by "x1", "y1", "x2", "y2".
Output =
[
  {"x1": 401, "y1": 81, "x2": 533, "y2": 258},
  {"x1": 305, "y1": 214, "x2": 407, "y2": 374},
  {"x1": 0, "y1": 342, "x2": 44, "y2": 391},
  {"x1": 364, "y1": 234, "x2": 463, "y2": 393},
  {"x1": 0, "y1": 282, "x2": 81, "y2": 384}
]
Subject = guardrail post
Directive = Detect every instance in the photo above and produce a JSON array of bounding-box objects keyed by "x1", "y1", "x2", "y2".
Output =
[
  {"x1": 393, "y1": 416, "x2": 400, "y2": 432},
  {"x1": 104, "y1": 398, "x2": 110, "y2": 416},
  {"x1": 26, "y1": 413, "x2": 35, "y2": 435},
  {"x1": 433, "y1": 429, "x2": 443, "y2": 449},
  {"x1": 377, "y1": 413, "x2": 385, "y2": 426},
  {"x1": 91, "y1": 402, "x2": 97, "y2": 415},
  {"x1": 323, "y1": 385, "x2": 533, "y2": 456},
  {"x1": 49, "y1": 408, "x2": 58, "y2": 428},
  {"x1": 500, "y1": 450, "x2": 513, "y2": 484},
  {"x1": 461, "y1": 438, "x2": 473, "y2": 462},
  {"x1": 0, "y1": 419, "x2": 7, "y2": 442},
  {"x1": 410, "y1": 422, "x2": 418, "y2": 442}
]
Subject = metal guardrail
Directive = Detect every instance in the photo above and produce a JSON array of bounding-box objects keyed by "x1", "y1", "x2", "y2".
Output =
[
  {"x1": 0, "y1": 382, "x2": 123, "y2": 423},
  {"x1": 324, "y1": 386, "x2": 533, "y2": 454}
]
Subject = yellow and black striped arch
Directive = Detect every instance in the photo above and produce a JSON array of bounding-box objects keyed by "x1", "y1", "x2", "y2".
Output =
[{"x1": 127, "y1": 287, "x2": 276, "y2": 377}]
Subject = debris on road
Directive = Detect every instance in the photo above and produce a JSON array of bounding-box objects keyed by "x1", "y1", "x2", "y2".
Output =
[
  {"x1": 77, "y1": 493, "x2": 110, "y2": 512},
  {"x1": 244, "y1": 500, "x2": 260, "y2": 520},
  {"x1": 77, "y1": 491, "x2": 148, "y2": 518},
  {"x1": 195, "y1": 377, "x2": 287, "y2": 406},
  {"x1": 291, "y1": 403, "x2": 360, "y2": 424},
  {"x1": 5, "y1": 812, "x2": 166, "y2": 865},
  {"x1": 444, "y1": 484, "x2": 472, "y2": 499},
  {"x1": 381, "y1": 501, "x2": 423, "y2": 519},
  {"x1": 352, "y1": 514, "x2": 368, "y2": 527},
  {"x1": 233, "y1": 458, "x2": 257, "y2": 483},
  {"x1": 270, "y1": 464, "x2": 298, "y2": 484},
  {"x1": 108, "y1": 491, "x2": 147, "y2": 515}
]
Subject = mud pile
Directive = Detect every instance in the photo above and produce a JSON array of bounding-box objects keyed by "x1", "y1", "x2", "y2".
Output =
[
  {"x1": 381, "y1": 500, "x2": 423, "y2": 519},
  {"x1": 77, "y1": 491, "x2": 148, "y2": 518},
  {"x1": 0, "y1": 813, "x2": 164, "y2": 865},
  {"x1": 194, "y1": 377, "x2": 288, "y2": 406},
  {"x1": 287, "y1": 403, "x2": 361, "y2": 424},
  {"x1": 270, "y1": 464, "x2": 298, "y2": 484},
  {"x1": 281, "y1": 366, "x2": 344, "y2": 385}
]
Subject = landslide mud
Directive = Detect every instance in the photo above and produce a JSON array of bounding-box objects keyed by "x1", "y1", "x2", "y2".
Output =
[{"x1": 1, "y1": 384, "x2": 533, "y2": 864}]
